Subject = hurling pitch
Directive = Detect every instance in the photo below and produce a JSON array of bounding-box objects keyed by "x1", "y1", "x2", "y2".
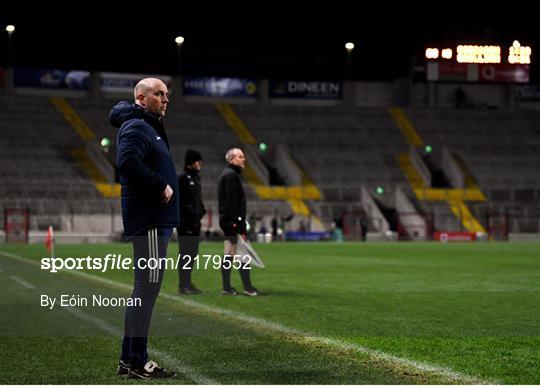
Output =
[{"x1": 0, "y1": 241, "x2": 538, "y2": 384}]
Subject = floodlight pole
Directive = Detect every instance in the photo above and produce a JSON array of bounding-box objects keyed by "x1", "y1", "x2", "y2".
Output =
[
  {"x1": 174, "y1": 36, "x2": 185, "y2": 100},
  {"x1": 175, "y1": 36, "x2": 185, "y2": 76},
  {"x1": 343, "y1": 42, "x2": 355, "y2": 106},
  {"x1": 345, "y1": 42, "x2": 354, "y2": 81},
  {"x1": 5, "y1": 24, "x2": 15, "y2": 95}
]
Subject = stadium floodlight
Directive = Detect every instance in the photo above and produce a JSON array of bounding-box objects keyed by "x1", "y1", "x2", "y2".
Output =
[
  {"x1": 376, "y1": 186, "x2": 385, "y2": 195},
  {"x1": 6, "y1": 24, "x2": 15, "y2": 94},
  {"x1": 345, "y1": 42, "x2": 355, "y2": 80},
  {"x1": 258, "y1": 142, "x2": 268, "y2": 152},
  {"x1": 175, "y1": 36, "x2": 185, "y2": 76},
  {"x1": 424, "y1": 144, "x2": 433, "y2": 153},
  {"x1": 174, "y1": 36, "x2": 185, "y2": 46}
]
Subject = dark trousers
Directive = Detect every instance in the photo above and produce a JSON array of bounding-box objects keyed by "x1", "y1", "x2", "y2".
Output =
[
  {"x1": 177, "y1": 225, "x2": 200, "y2": 289},
  {"x1": 221, "y1": 238, "x2": 253, "y2": 291},
  {"x1": 120, "y1": 227, "x2": 172, "y2": 368}
]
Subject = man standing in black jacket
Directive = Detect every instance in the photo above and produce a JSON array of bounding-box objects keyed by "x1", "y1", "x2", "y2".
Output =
[
  {"x1": 218, "y1": 148, "x2": 259, "y2": 296},
  {"x1": 110, "y1": 78, "x2": 177, "y2": 379},
  {"x1": 177, "y1": 149, "x2": 206, "y2": 294}
]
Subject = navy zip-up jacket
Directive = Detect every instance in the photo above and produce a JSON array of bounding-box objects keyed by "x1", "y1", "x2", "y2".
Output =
[{"x1": 109, "y1": 101, "x2": 179, "y2": 238}]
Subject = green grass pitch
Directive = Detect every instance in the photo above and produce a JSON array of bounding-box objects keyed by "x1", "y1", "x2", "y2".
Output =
[{"x1": 0, "y1": 241, "x2": 538, "y2": 384}]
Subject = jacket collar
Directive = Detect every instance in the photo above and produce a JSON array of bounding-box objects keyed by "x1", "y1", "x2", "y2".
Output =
[
  {"x1": 184, "y1": 166, "x2": 200, "y2": 175},
  {"x1": 139, "y1": 107, "x2": 170, "y2": 149},
  {"x1": 227, "y1": 164, "x2": 242, "y2": 174}
]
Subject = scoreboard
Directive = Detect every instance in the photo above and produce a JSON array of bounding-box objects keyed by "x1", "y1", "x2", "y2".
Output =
[{"x1": 425, "y1": 41, "x2": 531, "y2": 83}]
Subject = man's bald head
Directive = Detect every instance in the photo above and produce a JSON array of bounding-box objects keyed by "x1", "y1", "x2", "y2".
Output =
[
  {"x1": 134, "y1": 78, "x2": 166, "y2": 100},
  {"x1": 133, "y1": 78, "x2": 169, "y2": 118},
  {"x1": 225, "y1": 148, "x2": 246, "y2": 169}
]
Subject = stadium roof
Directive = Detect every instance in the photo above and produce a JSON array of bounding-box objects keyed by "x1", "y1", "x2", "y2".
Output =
[{"x1": 2, "y1": 3, "x2": 539, "y2": 81}]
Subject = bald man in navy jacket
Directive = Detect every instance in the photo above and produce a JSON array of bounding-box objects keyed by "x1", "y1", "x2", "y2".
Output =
[{"x1": 109, "y1": 78, "x2": 178, "y2": 380}]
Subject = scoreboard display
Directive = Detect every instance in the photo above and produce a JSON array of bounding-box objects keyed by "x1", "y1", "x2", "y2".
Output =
[{"x1": 425, "y1": 41, "x2": 531, "y2": 83}]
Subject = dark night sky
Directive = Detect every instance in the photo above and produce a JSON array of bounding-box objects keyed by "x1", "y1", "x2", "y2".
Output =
[{"x1": 2, "y1": 3, "x2": 539, "y2": 81}]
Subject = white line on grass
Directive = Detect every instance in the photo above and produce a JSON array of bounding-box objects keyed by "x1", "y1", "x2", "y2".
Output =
[
  {"x1": 168, "y1": 296, "x2": 490, "y2": 384},
  {"x1": 9, "y1": 275, "x2": 36, "y2": 289},
  {"x1": 64, "y1": 307, "x2": 218, "y2": 385},
  {"x1": 0, "y1": 251, "x2": 217, "y2": 385},
  {"x1": 0, "y1": 250, "x2": 491, "y2": 384}
]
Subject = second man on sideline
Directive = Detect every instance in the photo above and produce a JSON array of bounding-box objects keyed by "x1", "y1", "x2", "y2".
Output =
[
  {"x1": 218, "y1": 148, "x2": 259, "y2": 296},
  {"x1": 177, "y1": 149, "x2": 206, "y2": 294}
]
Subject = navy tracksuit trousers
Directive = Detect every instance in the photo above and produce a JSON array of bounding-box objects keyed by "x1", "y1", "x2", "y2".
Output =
[{"x1": 120, "y1": 227, "x2": 172, "y2": 367}]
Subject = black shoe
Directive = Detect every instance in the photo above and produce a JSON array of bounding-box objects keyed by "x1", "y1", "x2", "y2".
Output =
[
  {"x1": 189, "y1": 284, "x2": 202, "y2": 294},
  {"x1": 117, "y1": 359, "x2": 130, "y2": 376},
  {"x1": 179, "y1": 287, "x2": 200, "y2": 295},
  {"x1": 128, "y1": 360, "x2": 175, "y2": 379},
  {"x1": 222, "y1": 287, "x2": 237, "y2": 295},
  {"x1": 244, "y1": 287, "x2": 260, "y2": 297}
]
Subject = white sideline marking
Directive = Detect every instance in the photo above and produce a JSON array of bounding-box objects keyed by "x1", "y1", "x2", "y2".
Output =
[
  {"x1": 64, "y1": 307, "x2": 217, "y2": 385},
  {"x1": 0, "y1": 252, "x2": 216, "y2": 385},
  {"x1": 169, "y1": 296, "x2": 490, "y2": 384},
  {"x1": 0, "y1": 250, "x2": 490, "y2": 384},
  {"x1": 9, "y1": 275, "x2": 36, "y2": 289}
]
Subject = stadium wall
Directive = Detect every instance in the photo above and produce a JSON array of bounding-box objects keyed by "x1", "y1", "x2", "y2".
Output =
[{"x1": 5, "y1": 70, "x2": 520, "y2": 109}]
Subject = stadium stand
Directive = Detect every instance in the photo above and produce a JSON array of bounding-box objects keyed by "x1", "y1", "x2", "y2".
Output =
[
  {"x1": 0, "y1": 95, "x2": 115, "y2": 232},
  {"x1": 232, "y1": 105, "x2": 412, "y2": 234},
  {"x1": 0, "y1": 96, "x2": 294, "y2": 237},
  {"x1": 1, "y1": 93, "x2": 539, "y2": 239},
  {"x1": 408, "y1": 108, "x2": 540, "y2": 233}
]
